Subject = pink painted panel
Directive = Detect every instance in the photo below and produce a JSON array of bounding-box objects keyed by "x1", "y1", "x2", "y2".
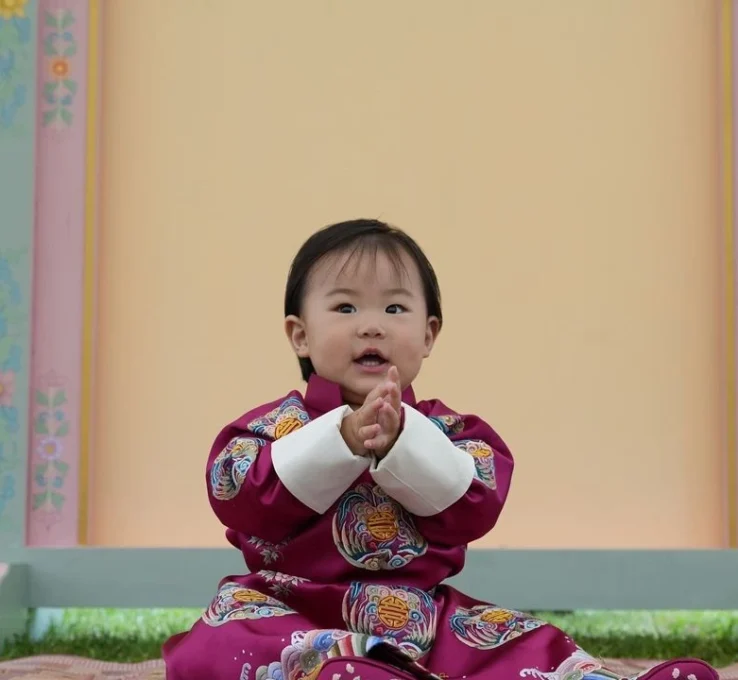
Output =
[{"x1": 27, "y1": 0, "x2": 90, "y2": 546}]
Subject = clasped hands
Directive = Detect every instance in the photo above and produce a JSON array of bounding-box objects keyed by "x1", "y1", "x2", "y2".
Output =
[{"x1": 341, "y1": 366, "x2": 402, "y2": 460}]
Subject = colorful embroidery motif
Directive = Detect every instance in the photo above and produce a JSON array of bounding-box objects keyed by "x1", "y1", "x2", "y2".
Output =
[
  {"x1": 247, "y1": 396, "x2": 310, "y2": 440},
  {"x1": 255, "y1": 661, "x2": 283, "y2": 680},
  {"x1": 450, "y1": 606, "x2": 544, "y2": 650},
  {"x1": 258, "y1": 570, "x2": 308, "y2": 599},
  {"x1": 247, "y1": 536, "x2": 289, "y2": 565},
  {"x1": 455, "y1": 440, "x2": 496, "y2": 489},
  {"x1": 519, "y1": 647, "x2": 626, "y2": 680},
  {"x1": 210, "y1": 436, "x2": 265, "y2": 500},
  {"x1": 343, "y1": 583, "x2": 438, "y2": 660},
  {"x1": 333, "y1": 484, "x2": 428, "y2": 571},
  {"x1": 429, "y1": 414, "x2": 465, "y2": 435},
  {"x1": 255, "y1": 630, "x2": 388, "y2": 680},
  {"x1": 201, "y1": 582, "x2": 295, "y2": 627}
]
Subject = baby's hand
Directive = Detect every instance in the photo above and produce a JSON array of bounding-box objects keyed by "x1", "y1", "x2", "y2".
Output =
[
  {"x1": 340, "y1": 367, "x2": 402, "y2": 458},
  {"x1": 357, "y1": 366, "x2": 402, "y2": 459}
]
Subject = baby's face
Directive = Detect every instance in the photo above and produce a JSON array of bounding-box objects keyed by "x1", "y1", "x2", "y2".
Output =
[{"x1": 286, "y1": 248, "x2": 439, "y2": 407}]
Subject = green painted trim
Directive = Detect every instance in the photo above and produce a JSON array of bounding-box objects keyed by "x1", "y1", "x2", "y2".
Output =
[
  {"x1": 10, "y1": 548, "x2": 738, "y2": 610},
  {"x1": 0, "y1": 564, "x2": 29, "y2": 653}
]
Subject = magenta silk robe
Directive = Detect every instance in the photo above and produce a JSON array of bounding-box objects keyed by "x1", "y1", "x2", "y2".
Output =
[{"x1": 163, "y1": 375, "x2": 717, "y2": 680}]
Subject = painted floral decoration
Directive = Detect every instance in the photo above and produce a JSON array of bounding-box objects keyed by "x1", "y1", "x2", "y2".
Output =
[
  {"x1": 41, "y1": 9, "x2": 77, "y2": 128},
  {"x1": 32, "y1": 372, "x2": 70, "y2": 515},
  {"x1": 0, "y1": 0, "x2": 32, "y2": 130},
  {"x1": 0, "y1": 0, "x2": 28, "y2": 22},
  {"x1": 0, "y1": 250, "x2": 25, "y2": 527}
]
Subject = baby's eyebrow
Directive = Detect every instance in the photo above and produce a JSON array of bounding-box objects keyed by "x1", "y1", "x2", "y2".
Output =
[
  {"x1": 326, "y1": 287, "x2": 414, "y2": 297},
  {"x1": 326, "y1": 287, "x2": 358, "y2": 297},
  {"x1": 384, "y1": 287, "x2": 414, "y2": 297}
]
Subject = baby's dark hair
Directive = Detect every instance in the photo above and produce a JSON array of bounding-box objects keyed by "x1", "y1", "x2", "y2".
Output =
[{"x1": 284, "y1": 218, "x2": 443, "y2": 381}]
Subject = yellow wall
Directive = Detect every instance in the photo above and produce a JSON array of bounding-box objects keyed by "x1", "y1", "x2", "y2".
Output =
[{"x1": 91, "y1": 0, "x2": 724, "y2": 548}]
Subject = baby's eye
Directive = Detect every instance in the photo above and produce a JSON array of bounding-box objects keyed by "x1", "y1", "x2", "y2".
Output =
[
  {"x1": 335, "y1": 303, "x2": 356, "y2": 314},
  {"x1": 386, "y1": 304, "x2": 406, "y2": 314}
]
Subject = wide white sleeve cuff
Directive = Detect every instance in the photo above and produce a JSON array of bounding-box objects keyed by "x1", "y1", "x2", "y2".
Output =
[
  {"x1": 271, "y1": 405, "x2": 370, "y2": 513},
  {"x1": 370, "y1": 404, "x2": 475, "y2": 516}
]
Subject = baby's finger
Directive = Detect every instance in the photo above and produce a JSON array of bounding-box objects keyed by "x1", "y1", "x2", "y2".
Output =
[
  {"x1": 366, "y1": 380, "x2": 390, "y2": 403},
  {"x1": 358, "y1": 423, "x2": 381, "y2": 442},
  {"x1": 377, "y1": 400, "x2": 395, "y2": 423},
  {"x1": 363, "y1": 433, "x2": 388, "y2": 450},
  {"x1": 380, "y1": 408, "x2": 400, "y2": 437},
  {"x1": 373, "y1": 383, "x2": 391, "y2": 402},
  {"x1": 358, "y1": 397, "x2": 383, "y2": 424},
  {"x1": 386, "y1": 383, "x2": 401, "y2": 412}
]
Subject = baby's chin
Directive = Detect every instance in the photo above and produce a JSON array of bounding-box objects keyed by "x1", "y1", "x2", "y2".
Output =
[
  {"x1": 339, "y1": 381, "x2": 380, "y2": 407},
  {"x1": 339, "y1": 386, "x2": 370, "y2": 407},
  {"x1": 340, "y1": 375, "x2": 402, "y2": 406}
]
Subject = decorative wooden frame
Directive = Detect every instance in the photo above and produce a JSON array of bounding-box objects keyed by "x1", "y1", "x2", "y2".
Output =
[
  {"x1": 0, "y1": 0, "x2": 99, "y2": 552},
  {"x1": 1, "y1": 0, "x2": 737, "y2": 651}
]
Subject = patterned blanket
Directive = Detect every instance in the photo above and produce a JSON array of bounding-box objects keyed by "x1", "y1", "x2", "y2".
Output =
[
  {"x1": 0, "y1": 656, "x2": 736, "y2": 680},
  {"x1": 0, "y1": 656, "x2": 164, "y2": 679}
]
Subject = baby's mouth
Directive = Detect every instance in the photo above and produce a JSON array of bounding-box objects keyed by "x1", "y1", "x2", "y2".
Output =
[{"x1": 354, "y1": 353, "x2": 387, "y2": 367}]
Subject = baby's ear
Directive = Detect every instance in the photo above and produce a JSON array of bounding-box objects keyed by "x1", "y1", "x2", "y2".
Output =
[
  {"x1": 285, "y1": 315, "x2": 310, "y2": 358},
  {"x1": 423, "y1": 316, "x2": 441, "y2": 357}
]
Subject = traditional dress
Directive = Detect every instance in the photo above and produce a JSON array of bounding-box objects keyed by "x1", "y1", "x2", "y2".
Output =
[{"x1": 163, "y1": 375, "x2": 717, "y2": 680}]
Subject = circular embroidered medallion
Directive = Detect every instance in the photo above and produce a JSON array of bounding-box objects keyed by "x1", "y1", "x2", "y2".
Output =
[
  {"x1": 332, "y1": 483, "x2": 427, "y2": 571},
  {"x1": 342, "y1": 582, "x2": 437, "y2": 659}
]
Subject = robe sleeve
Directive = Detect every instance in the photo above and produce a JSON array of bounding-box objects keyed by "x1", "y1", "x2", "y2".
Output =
[
  {"x1": 369, "y1": 400, "x2": 513, "y2": 545},
  {"x1": 207, "y1": 394, "x2": 370, "y2": 544}
]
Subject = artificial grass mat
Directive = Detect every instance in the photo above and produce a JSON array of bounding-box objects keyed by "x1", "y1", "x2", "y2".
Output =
[{"x1": 1, "y1": 609, "x2": 737, "y2": 667}]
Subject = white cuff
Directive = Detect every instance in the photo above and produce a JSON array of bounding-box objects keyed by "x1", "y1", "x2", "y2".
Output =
[
  {"x1": 370, "y1": 404, "x2": 475, "y2": 516},
  {"x1": 271, "y1": 405, "x2": 370, "y2": 513}
]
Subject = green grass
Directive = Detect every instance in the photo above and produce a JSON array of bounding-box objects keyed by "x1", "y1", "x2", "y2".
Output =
[
  {"x1": 1, "y1": 609, "x2": 200, "y2": 663},
  {"x1": 1, "y1": 609, "x2": 738, "y2": 667},
  {"x1": 530, "y1": 611, "x2": 738, "y2": 668}
]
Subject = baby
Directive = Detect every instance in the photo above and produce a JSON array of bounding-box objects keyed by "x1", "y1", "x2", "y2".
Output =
[{"x1": 164, "y1": 219, "x2": 718, "y2": 680}]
